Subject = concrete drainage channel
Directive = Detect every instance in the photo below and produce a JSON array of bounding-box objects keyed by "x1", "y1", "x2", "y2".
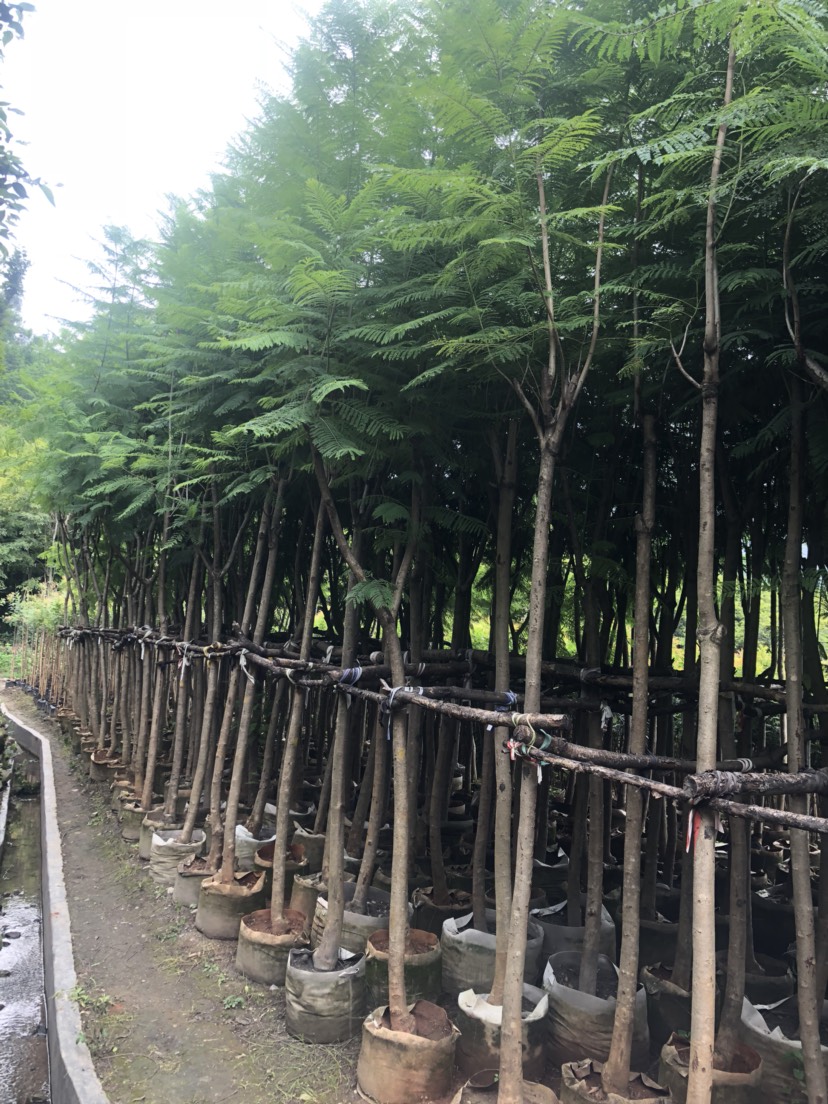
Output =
[{"x1": 1, "y1": 701, "x2": 110, "y2": 1104}]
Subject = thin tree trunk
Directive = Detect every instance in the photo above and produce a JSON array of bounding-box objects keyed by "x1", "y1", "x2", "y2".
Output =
[
  {"x1": 686, "y1": 45, "x2": 735, "y2": 1104},
  {"x1": 487, "y1": 420, "x2": 518, "y2": 995},
  {"x1": 270, "y1": 500, "x2": 326, "y2": 919},
  {"x1": 428, "y1": 714, "x2": 453, "y2": 906},
  {"x1": 220, "y1": 490, "x2": 284, "y2": 881},
  {"x1": 163, "y1": 551, "x2": 202, "y2": 821},
  {"x1": 499, "y1": 444, "x2": 556, "y2": 1101},
  {"x1": 782, "y1": 374, "x2": 828, "y2": 1104},
  {"x1": 603, "y1": 412, "x2": 656, "y2": 1093},
  {"x1": 246, "y1": 680, "x2": 285, "y2": 835},
  {"x1": 351, "y1": 710, "x2": 387, "y2": 911},
  {"x1": 578, "y1": 582, "x2": 605, "y2": 995},
  {"x1": 314, "y1": 547, "x2": 360, "y2": 969}
]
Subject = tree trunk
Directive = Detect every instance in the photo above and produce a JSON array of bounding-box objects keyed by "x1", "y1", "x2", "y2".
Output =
[
  {"x1": 487, "y1": 420, "x2": 518, "y2": 993},
  {"x1": 782, "y1": 374, "x2": 828, "y2": 1104},
  {"x1": 499, "y1": 442, "x2": 556, "y2": 1102},
  {"x1": 314, "y1": 549, "x2": 360, "y2": 970},
  {"x1": 162, "y1": 551, "x2": 202, "y2": 821},
  {"x1": 578, "y1": 582, "x2": 605, "y2": 995},
  {"x1": 602, "y1": 413, "x2": 656, "y2": 1094},
  {"x1": 220, "y1": 490, "x2": 284, "y2": 881},
  {"x1": 270, "y1": 500, "x2": 326, "y2": 919},
  {"x1": 686, "y1": 45, "x2": 735, "y2": 1104},
  {"x1": 427, "y1": 714, "x2": 453, "y2": 906}
]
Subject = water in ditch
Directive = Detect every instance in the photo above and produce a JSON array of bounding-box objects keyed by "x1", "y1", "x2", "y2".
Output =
[{"x1": 0, "y1": 748, "x2": 50, "y2": 1104}]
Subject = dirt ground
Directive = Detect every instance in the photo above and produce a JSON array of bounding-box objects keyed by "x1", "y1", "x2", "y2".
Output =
[{"x1": 1, "y1": 689, "x2": 361, "y2": 1104}]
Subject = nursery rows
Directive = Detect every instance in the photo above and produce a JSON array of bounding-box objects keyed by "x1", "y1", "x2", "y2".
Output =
[
  {"x1": 9, "y1": 608, "x2": 828, "y2": 1104},
  {"x1": 3, "y1": 1, "x2": 828, "y2": 1102}
]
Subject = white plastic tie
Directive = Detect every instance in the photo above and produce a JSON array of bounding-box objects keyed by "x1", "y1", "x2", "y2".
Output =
[
  {"x1": 239, "y1": 648, "x2": 256, "y2": 685},
  {"x1": 179, "y1": 641, "x2": 191, "y2": 686}
]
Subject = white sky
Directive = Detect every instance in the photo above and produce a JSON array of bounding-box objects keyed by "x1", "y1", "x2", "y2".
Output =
[{"x1": 5, "y1": 0, "x2": 323, "y2": 334}]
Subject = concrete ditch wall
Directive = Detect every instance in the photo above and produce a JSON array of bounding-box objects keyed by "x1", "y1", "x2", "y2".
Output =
[{"x1": 1, "y1": 703, "x2": 110, "y2": 1104}]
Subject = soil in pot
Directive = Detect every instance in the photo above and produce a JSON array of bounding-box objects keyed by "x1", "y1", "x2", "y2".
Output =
[
  {"x1": 236, "y1": 907, "x2": 307, "y2": 986},
  {"x1": 411, "y1": 885, "x2": 472, "y2": 936},
  {"x1": 373, "y1": 865, "x2": 431, "y2": 894},
  {"x1": 714, "y1": 949, "x2": 794, "y2": 1006},
  {"x1": 149, "y1": 828, "x2": 205, "y2": 885},
  {"x1": 312, "y1": 880, "x2": 401, "y2": 954},
  {"x1": 89, "y1": 750, "x2": 121, "y2": 783},
  {"x1": 292, "y1": 824, "x2": 325, "y2": 872},
  {"x1": 119, "y1": 800, "x2": 146, "y2": 842},
  {"x1": 172, "y1": 853, "x2": 216, "y2": 907},
  {"x1": 532, "y1": 852, "x2": 570, "y2": 892},
  {"x1": 285, "y1": 946, "x2": 366, "y2": 1043},
  {"x1": 741, "y1": 998, "x2": 828, "y2": 1103},
  {"x1": 442, "y1": 909, "x2": 545, "y2": 994},
  {"x1": 444, "y1": 865, "x2": 478, "y2": 893},
  {"x1": 532, "y1": 898, "x2": 616, "y2": 961},
  {"x1": 139, "y1": 807, "x2": 182, "y2": 860},
  {"x1": 659, "y1": 1032, "x2": 762, "y2": 1104},
  {"x1": 289, "y1": 870, "x2": 327, "y2": 934},
  {"x1": 234, "y1": 823, "x2": 276, "y2": 871},
  {"x1": 560, "y1": 1059, "x2": 669, "y2": 1103},
  {"x1": 543, "y1": 950, "x2": 649, "y2": 1070},
  {"x1": 760, "y1": 997, "x2": 828, "y2": 1046},
  {"x1": 253, "y1": 840, "x2": 307, "y2": 899},
  {"x1": 640, "y1": 962, "x2": 693, "y2": 1051},
  {"x1": 485, "y1": 884, "x2": 547, "y2": 911},
  {"x1": 195, "y1": 869, "x2": 267, "y2": 940},
  {"x1": 110, "y1": 778, "x2": 133, "y2": 812},
  {"x1": 455, "y1": 984, "x2": 548, "y2": 1081},
  {"x1": 365, "y1": 928, "x2": 442, "y2": 1009},
  {"x1": 356, "y1": 999, "x2": 459, "y2": 1104},
  {"x1": 451, "y1": 1079, "x2": 560, "y2": 1104}
]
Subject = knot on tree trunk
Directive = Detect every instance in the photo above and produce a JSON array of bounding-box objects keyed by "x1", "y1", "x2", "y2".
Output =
[{"x1": 697, "y1": 621, "x2": 725, "y2": 645}]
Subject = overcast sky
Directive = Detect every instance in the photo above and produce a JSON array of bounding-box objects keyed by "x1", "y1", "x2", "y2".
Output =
[{"x1": 5, "y1": 1, "x2": 323, "y2": 334}]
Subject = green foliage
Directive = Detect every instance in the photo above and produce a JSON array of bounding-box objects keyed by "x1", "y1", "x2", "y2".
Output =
[
  {"x1": 347, "y1": 576, "x2": 396, "y2": 610},
  {"x1": 1, "y1": 0, "x2": 827, "y2": 693},
  {"x1": 0, "y1": 4, "x2": 55, "y2": 257},
  {"x1": 7, "y1": 582, "x2": 64, "y2": 632}
]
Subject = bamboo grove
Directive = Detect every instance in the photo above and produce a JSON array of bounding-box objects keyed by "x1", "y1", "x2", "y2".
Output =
[{"x1": 4, "y1": 0, "x2": 828, "y2": 1102}]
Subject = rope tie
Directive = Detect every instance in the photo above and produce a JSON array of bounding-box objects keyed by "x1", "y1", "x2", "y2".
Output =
[
  {"x1": 736, "y1": 757, "x2": 753, "y2": 772},
  {"x1": 338, "y1": 666, "x2": 362, "y2": 709},
  {"x1": 239, "y1": 648, "x2": 256, "y2": 685},
  {"x1": 369, "y1": 651, "x2": 383, "y2": 665},
  {"x1": 381, "y1": 684, "x2": 423, "y2": 739},
  {"x1": 324, "y1": 645, "x2": 335, "y2": 665},
  {"x1": 579, "y1": 666, "x2": 601, "y2": 684},
  {"x1": 487, "y1": 690, "x2": 517, "y2": 731}
]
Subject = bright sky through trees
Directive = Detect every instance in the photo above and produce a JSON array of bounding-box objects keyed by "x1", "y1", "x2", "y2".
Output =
[{"x1": 5, "y1": 0, "x2": 322, "y2": 334}]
